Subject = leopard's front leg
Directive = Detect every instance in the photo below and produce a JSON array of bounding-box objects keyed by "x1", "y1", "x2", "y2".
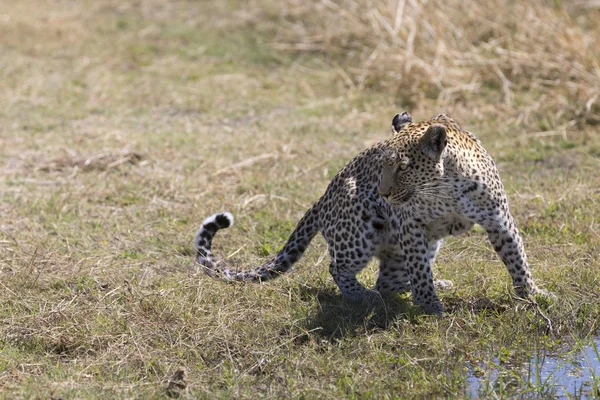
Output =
[
  {"x1": 403, "y1": 226, "x2": 444, "y2": 314},
  {"x1": 459, "y1": 184, "x2": 548, "y2": 298},
  {"x1": 482, "y1": 213, "x2": 541, "y2": 297}
]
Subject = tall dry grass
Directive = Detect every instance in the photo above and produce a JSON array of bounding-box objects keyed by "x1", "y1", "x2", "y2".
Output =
[{"x1": 257, "y1": 0, "x2": 600, "y2": 129}]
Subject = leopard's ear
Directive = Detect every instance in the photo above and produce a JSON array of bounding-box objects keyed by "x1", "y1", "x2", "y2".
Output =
[
  {"x1": 420, "y1": 124, "x2": 447, "y2": 159},
  {"x1": 391, "y1": 111, "x2": 412, "y2": 134}
]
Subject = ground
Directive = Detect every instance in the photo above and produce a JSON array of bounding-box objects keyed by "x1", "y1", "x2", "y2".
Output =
[{"x1": 1, "y1": 0, "x2": 599, "y2": 398}]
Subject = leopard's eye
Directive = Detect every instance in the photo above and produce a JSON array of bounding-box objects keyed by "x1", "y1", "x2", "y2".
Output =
[{"x1": 398, "y1": 159, "x2": 410, "y2": 171}]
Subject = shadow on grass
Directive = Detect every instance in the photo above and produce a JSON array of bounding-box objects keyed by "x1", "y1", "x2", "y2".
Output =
[
  {"x1": 298, "y1": 287, "x2": 417, "y2": 341},
  {"x1": 298, "y1": 288, "x2": 520, "y2": 342}
]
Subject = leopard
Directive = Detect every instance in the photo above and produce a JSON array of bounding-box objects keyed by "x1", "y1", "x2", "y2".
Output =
[{"x1": 194, "y1": 112, "x2": 549, "y2": 314}]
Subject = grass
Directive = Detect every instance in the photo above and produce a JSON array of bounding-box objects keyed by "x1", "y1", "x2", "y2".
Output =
[{"x1": 1, "y1": 0, "x2": 599, "y2": 398}]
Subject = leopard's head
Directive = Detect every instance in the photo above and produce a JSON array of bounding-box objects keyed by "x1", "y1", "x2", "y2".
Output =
[{"x1": 378, "y1": 123, "x2": 448, "y2": 208}]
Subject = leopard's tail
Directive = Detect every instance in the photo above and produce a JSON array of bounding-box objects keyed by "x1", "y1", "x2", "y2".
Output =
[{"x1": 194, "y1": 204, "x2": 320, "y2": 282}]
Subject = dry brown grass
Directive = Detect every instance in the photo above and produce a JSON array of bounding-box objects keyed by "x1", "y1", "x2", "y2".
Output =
[
  {"x1": 267, "y1": 0, "x2": 600, "y2": 128},
  {"x1": 1, "y1": 0, "x2": 599, "y2": 398}
]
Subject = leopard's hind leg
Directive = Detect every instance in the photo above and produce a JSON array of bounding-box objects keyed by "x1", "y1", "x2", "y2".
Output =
[{"x1": 324, "y1": 219, "x2": 379, "y2": 303}]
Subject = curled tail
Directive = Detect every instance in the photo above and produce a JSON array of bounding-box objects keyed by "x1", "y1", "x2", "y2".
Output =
[{"x1": 194, "y1": 205, "x2": 320, "y2": 282}]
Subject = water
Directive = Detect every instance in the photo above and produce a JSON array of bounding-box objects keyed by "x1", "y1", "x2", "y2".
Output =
[{"x1": 466, "y1": 337, "x2": 600, "y2": 399}]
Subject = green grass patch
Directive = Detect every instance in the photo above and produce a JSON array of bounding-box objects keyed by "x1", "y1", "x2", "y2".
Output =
[{"x1": 0, "y1": 0, "x2": 599, "y2": 398}]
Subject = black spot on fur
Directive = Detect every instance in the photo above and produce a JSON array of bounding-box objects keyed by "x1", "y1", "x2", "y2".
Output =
[
  {"x1": 215, "y1": 214, "x2": 231, "y2": 228},
  {"x1": 197, "y1": 248, "x2": 208, "y2": 257},
  {"x1": 203, "y1": 222, "x2": 218, "y2": 234},
  {"x1": 372, "y1": 221, "x2": 384, "y2": 230},
  {"x1": 287, "y1": 249, "x2": 299, "y2": 257},
  {"x1": 463, "y1": 182, "x2": 478, "y2": 193}
]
